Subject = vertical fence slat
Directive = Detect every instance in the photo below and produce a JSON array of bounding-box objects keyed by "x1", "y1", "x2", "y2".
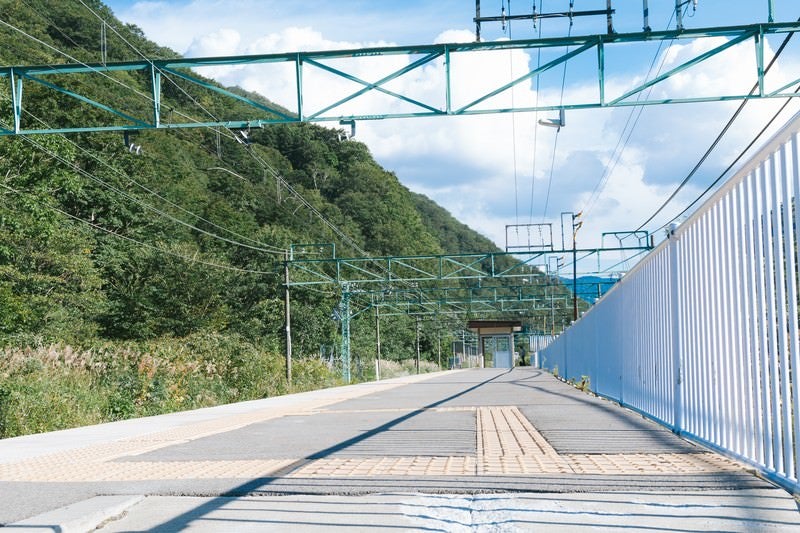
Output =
[
  {"x1": 773, "y1": 143, "x2": 793, "y2": 477},
  {"x1": 790, "y1": 133, "x2": 800, "y2": 482},
  {"x1": 763, "y1": 155, "x2": 784, "y2": 474},
  {"x1": 734, "y1": 181, "x2": 755, "y2": 460},
  {"x1": 729, "y1": 184, "x2": 748, "y2": 458},
  {"x1": 743, "y1": 171, "x2": 767, "y2": 464},
  {"x1": 753, "y1": 161, "x2": 775, "y2": 469},
  {"x1": 720, "y1": 194, "x2": 737, "y2": 453}
]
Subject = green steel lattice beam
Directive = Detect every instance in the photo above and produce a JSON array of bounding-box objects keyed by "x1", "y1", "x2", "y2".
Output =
[
  {"x1": 2, "y1": 22, "x2": 800, "y2": 135},
  {"x1": 286, "y1": 245, "x2": 649, "y2": 287}
]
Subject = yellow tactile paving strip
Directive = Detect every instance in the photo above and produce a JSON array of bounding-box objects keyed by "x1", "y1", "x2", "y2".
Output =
[
  {"x1": 566, "y1": 452, "x2": 744, "y2": 475},
  {"x1": 477, "y1": 406, "x2": 572, "y2": 474},
  {"x1": 0, "y1": 459, "x2": 297, "y2": 482},
  {"x1": 0, "y1": 404, "x2": 746, "y2": 481},
  {"x1": 289, "y1": 456, "x2": 477, "y2": 477}
]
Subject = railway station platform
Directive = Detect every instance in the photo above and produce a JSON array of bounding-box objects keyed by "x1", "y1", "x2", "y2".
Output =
[{"x1": 1, "y1": 368, "x2": 798, "y2": 531}]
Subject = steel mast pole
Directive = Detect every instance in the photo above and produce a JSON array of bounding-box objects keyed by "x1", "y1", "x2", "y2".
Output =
[
  {"x1": 284, "y1": 251, "x2": 292, "y2": 385},
  {"x1": 572, "y1": 212, "x2": 582, "y2": 322},
  {"x1": 375, "y1": 305, "x2": 382, "y2": 380}
]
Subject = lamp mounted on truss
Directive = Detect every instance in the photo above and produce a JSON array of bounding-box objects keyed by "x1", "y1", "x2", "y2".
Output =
[{"x1": 538, "y1": 108, "x2": 565, "y2": 131}]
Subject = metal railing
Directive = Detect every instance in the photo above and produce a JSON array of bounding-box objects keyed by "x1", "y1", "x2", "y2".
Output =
[{"x1": 539, "y1": 110, "x2": 800, "y2": 494}]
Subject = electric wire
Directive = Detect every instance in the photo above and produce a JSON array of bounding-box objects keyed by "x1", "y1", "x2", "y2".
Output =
[
  {"x1": 581, "y1": 10, "x2": 679, "y2": 218},
  {"x1": 528, "y1": 0, "x2": 544, "y2": 224},
  {"x1": 540, "y1": 2, "x2": 573, "y2": 222},
  {"x1": 0, "y1": 183, "x2": 277, "y2": 276},
  {"x1": 19, "y1": 133, "x2": 287, "y2": 254},
  {"x1": 0, "y1": 92, "x2": 289, "y2": 255},
  {"x1": 507, "y1": 0, "x2": 520, "y2": 226},
  {"x1": 74, "y1": 0, "x2": 374, "y2": 259},
  {"x1": 636, "y1": 23, "x2": 799, "y2": 231},
  {"x1": 657, "y1": 84, "x2": 800, "y2": 233}
]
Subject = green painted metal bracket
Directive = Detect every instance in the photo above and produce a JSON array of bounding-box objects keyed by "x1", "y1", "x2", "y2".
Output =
[{"x1": 2, "y1": 22, "x2": 799, "y2": 136}]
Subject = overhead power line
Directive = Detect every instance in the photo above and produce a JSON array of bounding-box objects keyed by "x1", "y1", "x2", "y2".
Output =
[
  {"x1": 637, "y1": 20, "x2": 799, "y2": 231},
  {"x1": 73, "y1": 0, "x2": 373, "y2": 259},
  {"x1": 659, "y1": 84, "x2": 800, "y2": 232},
  {"x1": 582, "y1": 9, "x2": 680, "y2": 218},
  {"x1": 0, "y1": 183, "x2": 276, "y2": 276}
]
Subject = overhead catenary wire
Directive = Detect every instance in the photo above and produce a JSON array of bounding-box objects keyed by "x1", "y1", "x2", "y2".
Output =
[
  {"x1": 636, "y1": 19, "x2": 800, "y2": 232},
  {"x1": 0, "y1": 182, "x2": 277, "y2": 276},
  {"x1": 540, "y1": 9, "x2": 572, "y2": 223},
  {"x1": 658, "y1": 84, "x2": 800, "y2": 232},
  {"x1": 18, "y1": 132, "x2": 288, "y2": 254},
  {"x1": 528, "y1": 0, "x2": 544, "y2": 224},
  {"x1": 73, "y1": 0, "x2": 376, "y2": 260},
  {"x1": 581, "y1": 9, "x2": 680, "y2": 219},
  {"x1": 507, "y1": 0, "x2": 520, "y2": 226}
]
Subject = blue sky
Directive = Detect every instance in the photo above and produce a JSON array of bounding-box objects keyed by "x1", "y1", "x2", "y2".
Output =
[{"x1": 103, "y1": 1, "x2": 800, "y2": 254}]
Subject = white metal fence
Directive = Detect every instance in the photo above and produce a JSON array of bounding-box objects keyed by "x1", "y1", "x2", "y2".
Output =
[{"x1": 539, "y1": 111, "x2": 800, "y2": 494}]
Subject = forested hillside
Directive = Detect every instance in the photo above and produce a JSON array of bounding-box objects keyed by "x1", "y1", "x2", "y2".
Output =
[{"x1": 0, "y1": 0, "x2": 535, "y2": 436}]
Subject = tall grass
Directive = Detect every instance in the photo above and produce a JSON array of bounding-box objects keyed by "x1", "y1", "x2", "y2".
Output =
[
  {"x1": 378, "y1": 359, "x2": 440, "y2": 379},
  {"x1": 0, "y1": 333, "x2": 339, "y2": 438}
]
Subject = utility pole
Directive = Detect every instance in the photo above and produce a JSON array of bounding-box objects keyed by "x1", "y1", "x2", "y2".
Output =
[
  {"x1": 340, "y1": 287, "x2": 351, "y2": 383},
  {"x1": 284, "y1": 251, "x2": 292, "y2": 385},
  {"x1": 572, "y1": 212, "x2": 582, "y2": 322},
  {"x1": 375, "y1": 305, "x2": 382, "y2": 380},
  {"x1": 437, "y1": 329, "x2": 442, "y2": 369},
  {"x1": 415, "y1": 317, "x2": 421, "y2": 374}
]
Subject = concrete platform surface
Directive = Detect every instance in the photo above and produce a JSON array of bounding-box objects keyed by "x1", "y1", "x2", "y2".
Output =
[
  {"x1": 98, "y1": 490, "x2": 800, "y2": 532},
  {"x1": 1, "y1": 368, "x2": 798, "y2": 531}
]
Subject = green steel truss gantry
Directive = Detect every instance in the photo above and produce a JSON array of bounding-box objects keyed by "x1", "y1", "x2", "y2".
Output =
[
  {"x1": 2, "y1": 22, "x2": 800, "y2": 136},
  {"x1": 286, "y1": 246, "x2": 649, "y2": 288},
  {"x1": 285, "y1": 240, "x2": 652, "y2": 381}
]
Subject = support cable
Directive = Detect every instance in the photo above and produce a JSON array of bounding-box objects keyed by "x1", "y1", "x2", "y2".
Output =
[
  {"x1": 582, "y1": 9, "x2": 679, "y2": 218},
  {"x1": 637, "y1": 20, "x2": 799, "y2": 231},
  {"x1": 0, "y1": 183, "x2": 276, "y2": 276},
  {"x1": 528, "y1": 0, "x2": 544, "y2": 223},
  {"x1": 658, "y1": 84, "x2": 800, "y2": 232},
  {"x1": 541, "y1": 5, "x2": 573, "y2": 222}
]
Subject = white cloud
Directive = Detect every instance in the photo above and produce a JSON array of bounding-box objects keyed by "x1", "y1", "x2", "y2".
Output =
[{"x1": 186, "y1": 28, "x2": 241, "y2": 57}]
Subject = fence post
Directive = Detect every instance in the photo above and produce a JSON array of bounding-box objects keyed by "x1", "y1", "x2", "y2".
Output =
[{"x1": 668, "y1": 223, "x2": 683, "y2": 434}]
